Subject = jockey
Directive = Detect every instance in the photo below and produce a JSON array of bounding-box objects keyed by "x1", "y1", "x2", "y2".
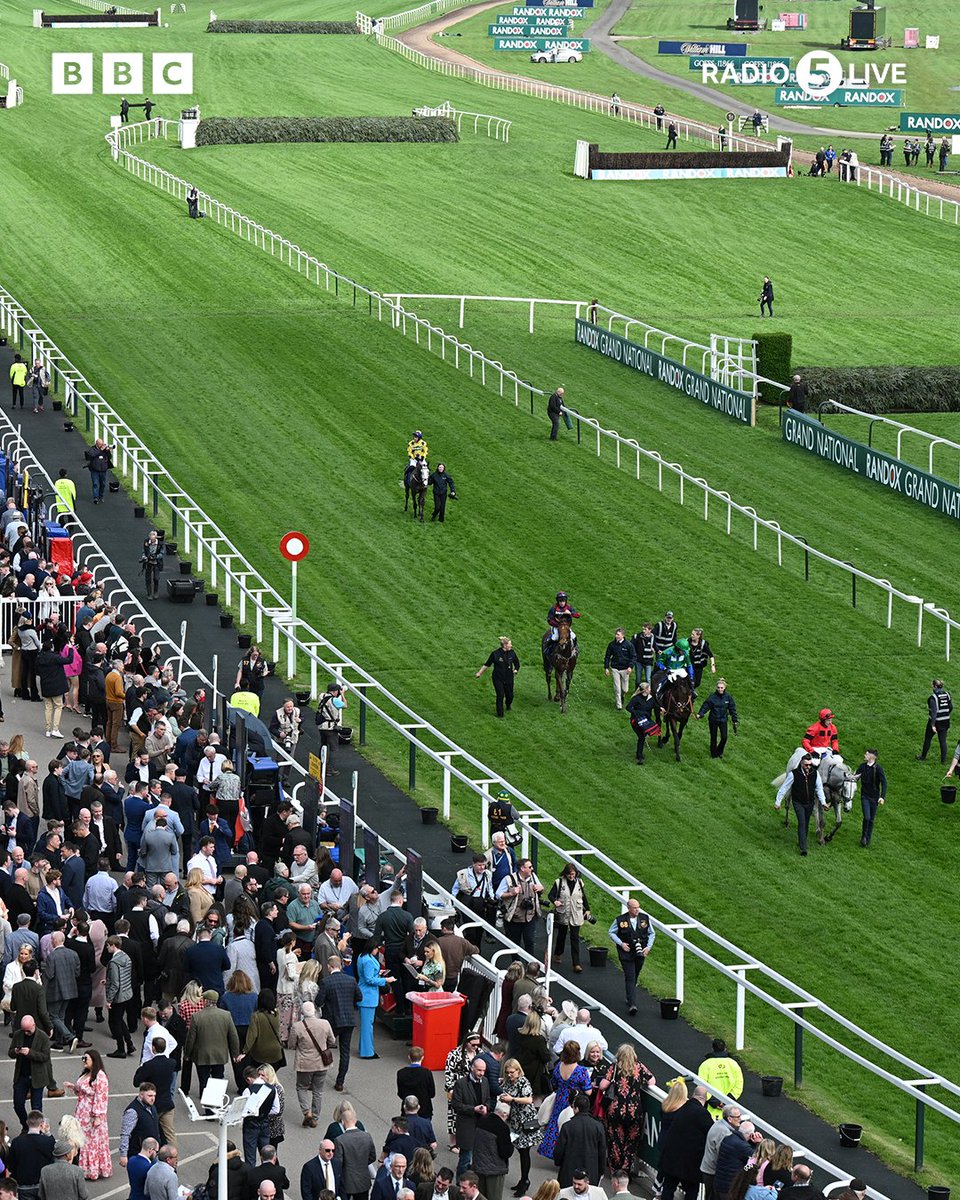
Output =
[
  {"x1": 407, "y1": 430, "x2": 429, "y2": 466},
  {"x1": 547, "y1": 591, "x2": 581, "y2": 642},
  {"x1": 659, "y1": 637, "x2": 694, "y2": 682},
  {"x1": 802, "y1": 708, "x2": 840, "y2": 755}
]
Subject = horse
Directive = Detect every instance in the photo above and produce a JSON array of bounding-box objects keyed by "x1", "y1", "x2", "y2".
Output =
[
  {"x1": 541, "y1": 619, "x2": 579, "y2": 713},
  {"x1": 404, "y1": 458, "x2": 429, "y2": 524},
  {"x1": 772, "y1": 747, "x2": 858, "y2": 844},
  {"x1": 653, "y1": 671, "x2": 694, "y2": 761}
]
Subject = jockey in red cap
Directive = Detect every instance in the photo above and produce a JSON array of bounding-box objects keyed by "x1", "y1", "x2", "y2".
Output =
[{"x1": 802, "y1": 708, "x2": 839, "y2": 755}]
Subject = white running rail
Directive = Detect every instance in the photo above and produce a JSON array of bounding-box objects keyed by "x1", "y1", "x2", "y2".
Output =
[
  {"x1": 356, "y1": 0, "x2": 467, "y2": 35},
  {"x1": 422, "y1": 100, "x2": 512, "y2": 141},
  {"x1": 3, "y1": 280, "x2": 960, "y2": 1149},
  {"x1": 818, "y1": 398, "x2": 960, "y2": 482},
  {"x1": 0, "y1": 63, "x2": 9, "y2": 79},
  {"x1": 73, "y1": 0, "x2": 145, "y2": 11},
  {"x1": 842, "y1": 161, "x2": 960, "y2": 227}
]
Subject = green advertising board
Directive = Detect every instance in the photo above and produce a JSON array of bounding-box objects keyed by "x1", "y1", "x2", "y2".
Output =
[
  {"x1": 509, "y1": 5, "x2": 585, "y2": 14},
  {"x1": 782, "y1": 410, "x2": 960, "y2": 522},
  {"x1": 639, "y1": 1091, "x2": 662, "y2": 1170},
  {"x1": 489, "y1": 23, "x2": 571, "y2": 34},
  {"x1": 574, "y1": 320, "x2": 755, "y2": 425},
  {"x1": 776, "y1": 86, "x2": 904, "y2": 107},
  {"x1": 494, "y1": 35, "x2": 588, "y2": 48},
  {"x1": 899, "y1": 112, "x2": 960, "y2": 133}
]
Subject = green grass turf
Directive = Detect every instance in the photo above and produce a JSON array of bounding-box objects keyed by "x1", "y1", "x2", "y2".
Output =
[{"x1": 2, "y1": 1, "x2": 960, "y2": 1179}]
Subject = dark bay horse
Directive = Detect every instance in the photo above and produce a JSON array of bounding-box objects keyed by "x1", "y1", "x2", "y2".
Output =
[
  {"x1": 654, "y1": 671, "x2": 694, "y2": 761},
  {"x1": 404, "y1": 459, "x2": 429, "y2": 524},
  {"x1": 541, "y1": 620, "x2": 579, "y2": 713}
]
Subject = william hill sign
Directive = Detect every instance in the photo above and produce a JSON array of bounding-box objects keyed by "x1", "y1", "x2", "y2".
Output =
[{"x1": 575, "y1": 320, "x2": 755, "y2": 425}]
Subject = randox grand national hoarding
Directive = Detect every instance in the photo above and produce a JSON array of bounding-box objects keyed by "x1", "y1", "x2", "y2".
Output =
[
  {"x1": 782, "y1": 410, "x2": 960, "y2": 522},
  {"x1": 899, "y1": 111, "x2": 960, "y2": 132},
  {"x1": 574, "y1": 320, "x2": 755, "y2": 425}
]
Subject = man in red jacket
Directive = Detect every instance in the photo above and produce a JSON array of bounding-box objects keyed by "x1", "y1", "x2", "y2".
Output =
[{"x1": 802, "y1": 709, "x2": 839, "y2": 755}]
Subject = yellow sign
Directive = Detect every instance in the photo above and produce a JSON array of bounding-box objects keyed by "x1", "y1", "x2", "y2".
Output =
[{"x1": 308, "y1": 753, "x2": 323, "y2": 781}]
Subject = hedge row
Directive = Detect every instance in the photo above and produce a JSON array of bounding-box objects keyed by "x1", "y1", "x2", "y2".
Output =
[
  {"x1": 754, "y1": 332, "x2": 792, "y2": 402},
  {"x1": 207, "y1": 19, "x2": 360, "y2": 33},
  {"x1": 588, "y1": 144, "x2": 788, "y2": 172},
  {"x1": 195, "y1": 116, "x2": 459, "y2": 146},
  {"x1": 792, "y1": 366, "x2": 960, "y2": 414}
]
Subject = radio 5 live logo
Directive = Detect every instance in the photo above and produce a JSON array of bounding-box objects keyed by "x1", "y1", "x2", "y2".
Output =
[{"x1": 52, "y1": 52, "x2": 193, "y2": 94}]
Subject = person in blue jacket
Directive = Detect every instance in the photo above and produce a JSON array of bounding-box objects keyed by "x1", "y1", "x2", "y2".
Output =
[
  {"x1": 123, "y1": 783, "x2": 152, "y2": 872},
  {"x1": 356, "y1": 940, "x2": 395, "y2": 1060},
  {"x1": 696, "y1": 678, "x2": 739, "y2": 759}
]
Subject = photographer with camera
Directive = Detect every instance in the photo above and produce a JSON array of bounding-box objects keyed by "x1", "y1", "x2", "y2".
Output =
[
  {"x1": 140, "y1": 530, "x2": 165, "y2": 601},
  {"x1": 269, "y1": 697, "x2": 302, "y2": 754},
  {"x1": 547, "y1": 863, "x2": 594, "y2": 975},
  {"x1": 496, "y1": 858, "x2": 544, "y2": 956},
  {"x1": 83, "y1": 438, "x2": 115, "y2": 505}
]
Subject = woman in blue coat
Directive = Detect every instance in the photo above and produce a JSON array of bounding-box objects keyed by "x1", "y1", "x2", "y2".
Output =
[{"x1": 356, "y1": 940, "x2": 395, "y2": 1059}]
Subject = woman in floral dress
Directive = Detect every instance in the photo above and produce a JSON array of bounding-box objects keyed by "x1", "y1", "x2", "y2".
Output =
[
  {"x1": 443, "y1": 1033, "x2": 482, "y2": 1149},
  {"x1": 66, "y1": 1049, "x2": 112, "y2": 1180},
  {"x1": 539, "y1": 1042, "x2": 591, "y2": 1159},
  {"x1": 499, "y1": 1058, "x2": 540, "y2": 1196},
  {"x1": 597, "y1": 1043, "x2": 655, "y2": 1174}
]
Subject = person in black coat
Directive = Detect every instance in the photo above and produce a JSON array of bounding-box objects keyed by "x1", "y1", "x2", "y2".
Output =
[
  {"x1": 42, "y1": 762, "x2": 69, "y2": 822},
  {"x1": 246, "y1": 1148, "x2": 290, "y2": 1200},
  {"x1": 300, "y1": 1142, "x2": 343, "y2": 1200},
  {"x1": 475, "y1": 638, "x2": 520, "y2": 719},
  {"x1": 426, "y1": 464, "x2": 457, "y2": 523},
  {"x1": 695, "y1": 679, "x2": 738, "y2": 760},
  {"x1": 758, "y1": 276, "x2": 774, "y2": 318},
  {"x1": 397, "y1": 1048, "x2": 436, "y2": 1118},
  {"x1": 35, "y1": 641, "x2": 72, "y2": 736},
  {"x1": 658, "y1": 1087, "x2": 713, "y2": 1200},
  {"x1": 208, "y1": 1143, "x2": 250, "y2": 1200},
  {"x1": 6, "y1": 1112, "x2": 56, "y2": 1184},
  {"x1": 713, "y1": 1121, "x2": 763, "y2": 1200},
  {"x1": 547, "y1": 387, "x2": 565, "y2": 440},
  {"x1": 553, "y1": 1095, "x2": 606, "y2": 1187}
]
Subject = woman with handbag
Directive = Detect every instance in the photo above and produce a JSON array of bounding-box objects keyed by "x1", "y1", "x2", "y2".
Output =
[
  {"x1": 597, "y1": 1043, "x2": 656, "y2": 1174},
  {"x1": 240, "y1": 988, "x2": 285, "y2": 1072},
  {"x1": 288, "y1": 998, "x2": 337, "y2": 1128},
  {"x1": 498, "y1": 1058, "x2": 540, "y2": 1196}
]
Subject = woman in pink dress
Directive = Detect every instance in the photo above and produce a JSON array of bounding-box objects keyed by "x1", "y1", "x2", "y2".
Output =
[{"x1": 65, "y1": 1049, "x2": 112, "y2": 1179}]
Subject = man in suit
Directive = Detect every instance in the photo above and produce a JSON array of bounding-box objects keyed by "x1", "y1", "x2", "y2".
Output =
[
  {"x1": 776, "y1": 1165, "x2": 827, "y2": 1200},
  {"x1": 42, "y1": 931, "x2": 80, "y2": 1049},
  {"x1": 553, "y1": 1093, "x2": 607, "y2": 1188},
  {"x1": 317, "y1": 955, "x2": 361, "y2": 1092},
  {"x1": 371, "y1": 1155, "x2": 413, "y2": 1200},
  {"x1": 396, "y1": 1046, "x2": 436, "y2": 1118},
  {"x1": 134, "y1": 1040, "x2": 178, "y2": 1147},
  {"x1": 11, "y1": 958, "x2": 53, "y2": 1036},
  {"x1": 183, "y1": 929, "x2": 230, "y2": 996},
  {"x1": 10, "y1": 1016, "x2": 57, "y2": 1126},
  {"x1": 246, "y1": 1144, "x2": 289, "y2": 1200},
  {"x1": 451, "y1": 1057, "x2": 492, "y2": 1176},
  {"x1": 255, "y1": 902, "x2": 280, "y2": 990},
  {"x1": 3, "y1": 802, "x2": 35, "y2": 854},
  {"x1": 183, "y1": 990, "x2": 240, "y2": 1096},
  {"x1": 301, "y1": 1139, "x2": 343, "y2": 1200},
  {"x1": 415, "y1": 1167, "x2": 459, "y2": 1200},
  {"x1": 658, "y1": 1085, "x2": 712, "y2": 1200},
  {"x1": 334, "y1": 1104, "x2": 376, "y2": 1200},
  {"x1": 434, "y1": 917, "x2": 478, "y2": 991}
]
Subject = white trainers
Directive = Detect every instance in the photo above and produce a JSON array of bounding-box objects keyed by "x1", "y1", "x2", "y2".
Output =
[{"x1": 50, "y1": 730, "x2": 63, "y2": 738}]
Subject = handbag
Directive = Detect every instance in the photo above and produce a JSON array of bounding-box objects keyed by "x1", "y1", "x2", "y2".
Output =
[
  {"x1": 536, "y1": 1093, "x2": 555, "y2": 1126},
  {"x1": 303, "y1": 1017, "x2": 335, "y2": 1068}
]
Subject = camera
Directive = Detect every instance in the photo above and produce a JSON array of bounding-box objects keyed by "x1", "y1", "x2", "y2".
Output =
[
  {"x1": 585, "y1": 914, "x2": 597, "y2": 925},
  {"x1": 519, "y1": 897, "x2": 535, "y2": 913}
]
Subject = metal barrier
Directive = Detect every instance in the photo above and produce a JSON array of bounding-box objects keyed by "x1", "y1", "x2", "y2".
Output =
[
  {"x1": 842, "y1": 161, "x2": 960, "y2": 227},
  {"x1": 817, "y1": 398, "x2": 960, "y2": 482},
  {"x1": 0, "y1": 63, "x2": 9, "y2": 80},
  {"x1": 2, "y1": 282, "x2": 959, "y2": 1164}
]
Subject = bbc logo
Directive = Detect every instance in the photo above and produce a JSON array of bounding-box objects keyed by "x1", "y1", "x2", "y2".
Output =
[{"x1": 51, "y1": 52, "x2": 193, "y2": 94}]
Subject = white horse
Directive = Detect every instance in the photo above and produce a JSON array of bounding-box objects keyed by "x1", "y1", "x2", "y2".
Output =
[{"x1": 772, "y1": 747, "x2": 858, "y2": 843}]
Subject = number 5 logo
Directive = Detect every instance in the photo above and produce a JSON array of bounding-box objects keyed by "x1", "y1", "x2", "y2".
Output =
[{"x1": 796, "y1": 50, "x2": 843, "y2": 99}]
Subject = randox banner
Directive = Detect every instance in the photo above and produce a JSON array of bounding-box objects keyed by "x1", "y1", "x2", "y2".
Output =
[
  {"x1": 776, "y1": 86, "x2": 904, "y2": 106},
  {"x1": 782, "y1": 410, "x2": 960, "y2": 522},
  {"x1": 510, "y1": 6, "x2": 585, "y2": 14},
  {"x1": 521, "y1": 0, "x2": 593, "y2": 6},
  {"x1": 574, "y1": 319, "x2": 755, "y2": 425},
  {"x1": 494, "y1": 35, "x2": 588, "y2": 48},
  {"x1": 490, "y1": 24, "x2": 571, "y2": 35},
  {"x1": 899, "y1": 112, "x2": 960, "y2": 133},
  {"x1": 659, "y1": 39, "x2": 748, "y2": 55}
]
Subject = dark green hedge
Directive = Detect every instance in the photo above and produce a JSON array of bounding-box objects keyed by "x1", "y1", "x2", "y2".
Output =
[
  {"x1": 588, "y1": 144, "x2": 789, "y2": 172},
  {"x1": 207, "y1": 19, "x2": 360, "y2": 33},
  {"x1": 195, "y1": 116, "x2": 459, "y2": 146},
  {"x1": 793, "y1": 366, "x2": 960, "y2": 414},
  {"x1": 754, "y1": 331, "x2": 792, "y2": 402}
]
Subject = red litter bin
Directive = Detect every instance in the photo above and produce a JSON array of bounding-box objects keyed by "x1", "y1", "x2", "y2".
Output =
[{"x1": 407, "y1": 992, "x2": 468, "y2": 1070}]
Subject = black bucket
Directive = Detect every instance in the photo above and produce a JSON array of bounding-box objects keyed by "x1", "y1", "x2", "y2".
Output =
[
  {"x1": 220, "y1": 613, "x2": 234, "y2": 629},
  {"x1": 205, "y1": 592, "x2": 218, "y2": 606},
  {"x1": 660, "y1": 998, "x2": 681, "y2": 1020},
  {"x1": 133, "y1": 506, "x2": 145, "y2": 519},
  {"x1": 941, "y1": 785, "x2": 957, "y2": 805},
  {"x1": 108, "y1": 480, "x2": 121, "y2": 493},
  {"x1": 63, "y1": 421, "x2": 75, "y2": 432},
  {"x1": 451, "y1": 834, "x2": 469, "y2": 853},
  {"x1": 839, "y1": 1123, "x2": 863, "y2": 1147},
  {"x1": 295, "y1": 691, "x2": 312, "y2": 706},
  {"x1": 588, "y1": 945, "x2": 608, "y2": 969},
  {"x1": 237, "y1": 633, "x2": 252, "y2": 650},
  {"x1": 761, "y1": 1076, "x2": 783, "y2": 1097},
  {"x1": 179, "y1": 560, "x2": 192, "y2": 575},
  {"x1": 338, "y1": 726, "x2": 353, "y2": 744},
  {"x1": 928, "y1": 1188, "x2": 950, "y2": 1200},
  {"x1": 52, "y1": 400, "x2": 63, "y2": 412},
  {"x1": 421, "y1": 807, "x2": 439, "y2": 825}
]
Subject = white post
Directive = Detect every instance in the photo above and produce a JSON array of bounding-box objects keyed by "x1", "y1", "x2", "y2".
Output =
[
  {"x1": 735, "y1": 967, "x2": 746, "y2": 1049},
  {"x1": 442, "y1": 758, "x2": 451, "y2": 819},
  {"x1": 544, "y1": 912, "x2": 555, "y2": 986},
  {"x1": 178, "y1": 619, "x2": 187, "y2": 685},
  {"x1": 676, "y1": 938, "x2": 685, "y2": 1003},
  {"x1": 217, "y1": 1119, "x2": 229, "y2": 1200},
  {"x1": 481, "y1": 782, "x2": 490, "y2": 846}
]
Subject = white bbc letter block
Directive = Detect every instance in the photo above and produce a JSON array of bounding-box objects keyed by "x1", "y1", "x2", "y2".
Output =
[
  {"x1": 52, "y1": 52, "x2": 93, "y2": 94},
  {"x1": 152, "y1": 52, "x2": 193, "y2": 93},
  {"x1": 103, "y1": 53, "x2": 144, "y2": 94}
]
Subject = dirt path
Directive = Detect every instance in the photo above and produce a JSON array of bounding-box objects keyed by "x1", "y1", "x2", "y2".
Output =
[{"x1": 395, "y1": 0, "x2": 960, "y2": 202}]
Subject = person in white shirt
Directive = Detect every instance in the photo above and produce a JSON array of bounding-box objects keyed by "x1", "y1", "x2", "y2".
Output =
[
  {"x1": 186, "y1": 840, "x2": 220, "y2": 895},
  {"x1": 552, "y1": 1009, "x2": 608, "y2": 1058},
  {"x1": 289, "y1": 845, "x2": 320, "y2": 892},
  {"x1": 317, "y1": 869, "x2": 358, "y2": 916},
  {"x1": 196, "y1": 746, "x2": 226, "y2": 799},
  {"x1": 140, "y1": 1009, "x2": 178, "y2": 1064}
]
